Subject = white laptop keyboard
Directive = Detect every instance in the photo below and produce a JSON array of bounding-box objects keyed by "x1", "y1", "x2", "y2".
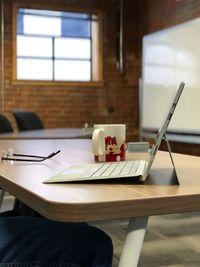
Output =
[
  {"x1": 44, "y1": 160, "x2": 147, "y2": 183},
  {"x1": 83, "y1": 160, "x2": 146, "y2": 178}
]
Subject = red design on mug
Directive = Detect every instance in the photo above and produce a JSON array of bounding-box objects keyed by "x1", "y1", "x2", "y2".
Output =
[{"x1": 105, "y1": 136, "x2": 125, "y2": 162}]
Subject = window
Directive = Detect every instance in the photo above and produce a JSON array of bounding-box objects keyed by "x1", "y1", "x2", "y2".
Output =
[{"x1": 13, "y1": 4, "x2": 103, "y2": 83}]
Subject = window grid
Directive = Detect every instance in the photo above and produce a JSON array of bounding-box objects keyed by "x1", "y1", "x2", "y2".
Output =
[
  {"x1": 16, "y1": 8, "x2": 94, "y2": 81},
  {"x1": 89, "y1": 15, "x2": 92, "y2": 80},
  {"x1": 52, "y1": 37, "x2": 55, "y2": 80}
]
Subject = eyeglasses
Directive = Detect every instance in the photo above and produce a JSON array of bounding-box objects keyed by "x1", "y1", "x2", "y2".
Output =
[{"x1": 1, "y1": 148, "x2": 61, "y2": 162}]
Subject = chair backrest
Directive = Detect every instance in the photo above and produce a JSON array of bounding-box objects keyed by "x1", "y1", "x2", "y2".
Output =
[
  {"x1": 13, "y1": 110, "x2": 44, "y2": 131},
  {"x1": 0, "y1": 113, "x2": 13, "y2": 133}
]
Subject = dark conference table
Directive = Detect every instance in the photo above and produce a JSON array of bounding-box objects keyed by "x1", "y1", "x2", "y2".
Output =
[{"x1": 0, "y1": 139, "x2": 200, "y2": 266}]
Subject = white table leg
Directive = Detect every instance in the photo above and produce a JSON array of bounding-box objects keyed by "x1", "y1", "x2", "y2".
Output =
[
  {"x1": 118, "y1": 216, "x2": 149, "y2": 267},
  {"x1": 0, "y1": 188, "x2": 5, "y2": 209}
]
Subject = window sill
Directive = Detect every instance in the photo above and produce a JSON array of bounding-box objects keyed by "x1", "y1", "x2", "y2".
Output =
[{"x1": 11, "y1": 80, "x2": 104, "y2": 88}]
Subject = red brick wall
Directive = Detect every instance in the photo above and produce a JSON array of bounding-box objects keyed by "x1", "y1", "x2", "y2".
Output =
[
  {"x1": 142, "y1": 0, "x2": 200, "y2": 34},
  {"x1": 142, "y1": 0, "x2": 200, "y2": 155},
  {"x1": 1, "y1": 0, "x2": 142, "y2": 141}
]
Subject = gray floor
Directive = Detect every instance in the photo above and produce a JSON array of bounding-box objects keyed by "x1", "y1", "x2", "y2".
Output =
[
  {"x1": 93, "y1": 212, "x2": 200, "y2": 267},
  {"x1": 1, "y1": 193, "x2": 200, "y2": 267}
]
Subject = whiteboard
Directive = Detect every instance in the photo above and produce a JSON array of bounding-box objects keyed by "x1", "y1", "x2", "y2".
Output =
[{"x1": 142, "y1": 17, "x2": 200, "y2": 134}]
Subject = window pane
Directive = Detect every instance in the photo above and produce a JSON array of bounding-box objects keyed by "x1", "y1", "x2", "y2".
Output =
[
  {"x1": 24, "y1": 15, "x2": 61, "y2": 36},
  {"x1": 55, "y1": 38, "x2": 91, "y2": 59},
  {"x1": 17, "y1": 36, "x2": 52, "y2": 57},
  {"x1": 18, "y1": 8, "x2": 62, "y2": 18},
  {"x1": 17, "y1": 59, "x2": 53, "y2": 80},
  {"x1": 62, "y1": 12, "x2": 90, "y2": 19},
  {"x1": 55, "y1": 60, "x2": 91, "y2": 81},
  {"x1": 17, "y1": 13, "x2": 24, "y2": 33},
  {"x1": 61, "y1": 18, "x2": 90, "y2": 37}
]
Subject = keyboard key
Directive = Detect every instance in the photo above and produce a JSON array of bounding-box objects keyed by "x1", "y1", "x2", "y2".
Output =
[
  {"x1": 130, "y1": 161, "x2": 140, "y2": 174},
  {"x1": 121, "y1": 161, "x2": 136, "y2": 175},
  {"x1": 101, "y1": 163, "x2": 119, "y2": 177},
  {"x1": 92, "y1": 163, "x2": 112, "y2": 177},
  {"x1": 134, "y1": 160, "x2": 146, "y2": 176},
  {"x1": 110, "y1": 162, "x2": 127, "y2": 176},
  {"x1": 83, "y1": 164, "x2": 104, "y2": 177}
]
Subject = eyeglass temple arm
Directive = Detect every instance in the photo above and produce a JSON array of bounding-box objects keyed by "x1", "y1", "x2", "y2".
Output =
[
  {"x1": 13, "y1": 150, "x2": 61, "y2": 159},
  {"x1": 2, "y1": 158, "x2": 45, "y2": 162},
  {"x1": 46, "y1": 150, "x2": 61, "y2": 158}
]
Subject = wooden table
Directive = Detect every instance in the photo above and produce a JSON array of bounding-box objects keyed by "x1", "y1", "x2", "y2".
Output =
[
  {"x1": 0, "y1": 128, "x2": 92, "y2": 140},
  {"x1": 0, "y1": 139, "x2": 200, "y2": 266}
]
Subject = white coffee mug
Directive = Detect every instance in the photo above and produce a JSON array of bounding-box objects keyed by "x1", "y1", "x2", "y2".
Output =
[{"x1": 92, "y1": 124, "x2": 126, "y2": 162}]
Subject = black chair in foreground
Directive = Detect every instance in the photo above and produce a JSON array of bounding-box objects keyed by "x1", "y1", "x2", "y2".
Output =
[
  {"x1": 13, "y1": 110, "x2": 44, "y2": 131},
  {"x1": 0, "y1": 112, "x2": 13, "y2": 133}
]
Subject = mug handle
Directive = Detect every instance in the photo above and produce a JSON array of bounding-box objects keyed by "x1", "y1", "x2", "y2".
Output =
[{"x1": 92, "y1": 129, "x2": 105, "y2": 161}]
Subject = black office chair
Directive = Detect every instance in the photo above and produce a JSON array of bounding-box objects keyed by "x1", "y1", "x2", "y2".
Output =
[
  {"x1": 13, "y1": 110, "x2": 44, "y2": 131},
  {"x1": 0, "y1": 112, "x2": 13, "y2": 133}
]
